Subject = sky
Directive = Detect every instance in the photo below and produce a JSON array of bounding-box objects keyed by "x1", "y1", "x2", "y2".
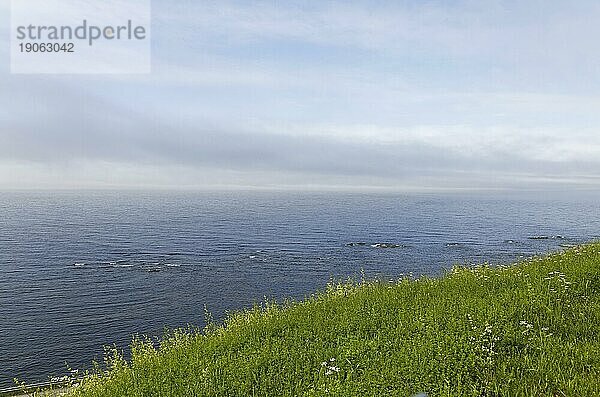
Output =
[{"x1": 1, "y1": 0, "x2": 600, "y2": 191}]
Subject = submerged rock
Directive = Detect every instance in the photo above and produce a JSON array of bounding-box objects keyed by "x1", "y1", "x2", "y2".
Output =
[
  {"x1": 445, "y1": 243, "x2": 462, "y2": 247},
  {"x1": 528, "y1": 235, "x2": 566, "y2": 240},
  {"x1": 346, "y1": 242, "x2": 367, "y2": 247},
  {"x1": 371, "y1": 243, "x2": 403, "y2": 249}
]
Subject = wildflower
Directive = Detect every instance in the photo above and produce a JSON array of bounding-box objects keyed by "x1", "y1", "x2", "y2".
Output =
[{"x1": 519, "y1": 320, "x2": 533, "y2": 329}]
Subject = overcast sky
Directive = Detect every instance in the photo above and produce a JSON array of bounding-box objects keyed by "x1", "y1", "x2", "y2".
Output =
[{"x1": 1, "y1": 0, "x2": 600, "y2": 191}]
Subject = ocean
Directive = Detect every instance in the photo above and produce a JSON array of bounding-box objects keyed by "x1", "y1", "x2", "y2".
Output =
[{"x1": 1, "y1": 190, "x2": 599, "y2": 388}]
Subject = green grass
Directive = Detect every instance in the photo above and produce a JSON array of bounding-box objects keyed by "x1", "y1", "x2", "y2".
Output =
[{"x1": 67, "y1": 243, "x2": 600, "y2": 396}]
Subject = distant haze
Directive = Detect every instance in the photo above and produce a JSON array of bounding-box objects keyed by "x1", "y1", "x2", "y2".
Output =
[{"x1": 1, "y1": 0, "x2": 600, "y2": 191}]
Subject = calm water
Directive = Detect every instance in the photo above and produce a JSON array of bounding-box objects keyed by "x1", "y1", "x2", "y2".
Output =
[{"x1": 1, "y1": 190, "x2": 599, "y2": 388}]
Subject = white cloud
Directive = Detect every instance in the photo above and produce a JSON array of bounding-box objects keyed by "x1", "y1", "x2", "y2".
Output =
[
  {"x1": 159, "y1": 1, "x2": 600, "y2": 61},
  {"x1": 1, "y1": 1, "x2": 600, "y2": 190}
]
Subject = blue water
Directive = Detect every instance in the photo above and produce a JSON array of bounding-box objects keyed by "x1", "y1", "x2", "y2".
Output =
[{"x1": 1, "y1": 190, "x2": 599, "y2": 388}]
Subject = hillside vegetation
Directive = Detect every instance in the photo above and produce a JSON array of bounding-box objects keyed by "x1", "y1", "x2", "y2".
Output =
[{"x1": 65, "y1": 244, "x2": 600, "y2": 396}]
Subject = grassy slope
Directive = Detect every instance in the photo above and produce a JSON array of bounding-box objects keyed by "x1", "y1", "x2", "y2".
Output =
[{"x1": 68, "y1": 244, "x2": 600, "y2": 396}]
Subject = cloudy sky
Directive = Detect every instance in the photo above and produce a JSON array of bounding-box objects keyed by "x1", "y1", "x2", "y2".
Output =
[{"x1": 1, "y1": 0, "x2": 600, "y2": 191}]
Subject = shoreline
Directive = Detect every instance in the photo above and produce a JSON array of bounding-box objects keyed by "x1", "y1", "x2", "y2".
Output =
[
  {"x1": 4, "y1": 242, "x2": 599, "y2": 395},
  {"x1": 0, "y1": 382, "x2": 70, "y2": 397},
  {"x1": 62, "y1": 243, "x2": 600, "y2": 395}
]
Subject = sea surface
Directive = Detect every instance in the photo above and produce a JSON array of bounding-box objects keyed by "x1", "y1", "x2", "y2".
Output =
[{"x1": 1, "y1": 190, "x2": 599, "y2": 388}]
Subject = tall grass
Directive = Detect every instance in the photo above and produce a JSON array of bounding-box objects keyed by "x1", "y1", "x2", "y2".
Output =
[{"x1": 66, "y1": 244, "x2": 600, "y2": 396}]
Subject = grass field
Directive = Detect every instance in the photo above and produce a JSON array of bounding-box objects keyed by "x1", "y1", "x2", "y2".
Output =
[{"x1": 61, "y1": 243, "x2": 600, "y2": 396}]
